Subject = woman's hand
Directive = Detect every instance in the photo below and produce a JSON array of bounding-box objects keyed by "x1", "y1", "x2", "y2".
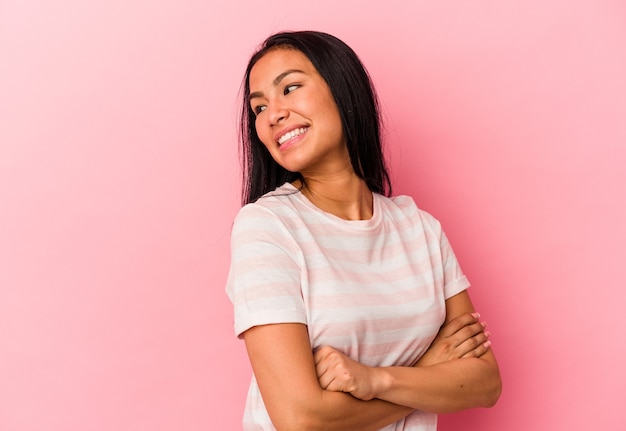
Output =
[
  {"x1": 314, "y1": 312, "x2": 493, "y2": 402},
  {"x1": 314, "y1": 346, "x2": 385, "y2": 401},
  {"x1": 416, "y1": 312, "x2": 491, "y2": 367}
]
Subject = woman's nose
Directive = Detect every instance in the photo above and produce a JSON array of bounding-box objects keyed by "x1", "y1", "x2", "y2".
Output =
[{"x1": 267, "y1": 102, "x2": 289, "y2": 125}]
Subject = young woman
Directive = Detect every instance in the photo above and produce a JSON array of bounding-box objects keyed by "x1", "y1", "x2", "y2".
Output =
[{"x1": 226, "y1": 30, "x2": 501, "y2": 431}]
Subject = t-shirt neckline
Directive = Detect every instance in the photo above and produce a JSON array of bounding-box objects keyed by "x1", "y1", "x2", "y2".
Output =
[{"x1": 281, "y1": 182, "x2": 382, "y2": 229}]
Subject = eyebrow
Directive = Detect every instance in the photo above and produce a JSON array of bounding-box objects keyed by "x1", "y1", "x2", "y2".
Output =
[{"x1": 249, "y1": 69, "x2": 305, "y2": 101}]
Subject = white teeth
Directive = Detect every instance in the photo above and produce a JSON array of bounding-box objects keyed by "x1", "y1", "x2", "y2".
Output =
[{"x1": 278, "y1": 127, "x2": 308, "y2": 145}]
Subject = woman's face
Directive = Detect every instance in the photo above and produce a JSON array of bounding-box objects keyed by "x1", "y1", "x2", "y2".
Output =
[{"x1": 248, "y1": 48, "x2": 349, "y2": 177}]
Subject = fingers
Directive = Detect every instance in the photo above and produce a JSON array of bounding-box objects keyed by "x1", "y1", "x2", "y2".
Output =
[
  {"x1": 314, "y1": 347, "x2": 373, "y2": 397},
  {"x1": 314, "y1": 346, "x2": 334, "y2": 388},
  {"x1": 318, "y1": 371, "x2": 339, "y2": 391},
  {"x1": 459, "y1": 330, "x2": 492, "y2": 358},
  {"x1": 452, "y1": 321, "x2": 487, "y2": 348},
  {"x1": 461, "y1": 340, "x2": 492, "y2": 358},
  {"x1": 314, "y1": 346, "x2": 349, "y2": 392},
  {"x1": 441, "y1": 312, "x2": 494, "y2": 359},
  {"x1": 439, "y1": 312, "x2": 481, "y2": 338}
]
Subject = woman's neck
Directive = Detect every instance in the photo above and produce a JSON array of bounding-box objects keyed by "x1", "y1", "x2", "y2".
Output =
[{"x1": 294, "y1": 172, "x2": 373, "y2": 221}]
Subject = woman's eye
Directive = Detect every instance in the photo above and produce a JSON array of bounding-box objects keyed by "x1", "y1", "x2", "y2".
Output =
[
  {"x1": 253, "y1": 105, "x2": 266, "y2": 116},
  {"x1": 284, "y1": 84, "x2": 300, "y2": 95}
]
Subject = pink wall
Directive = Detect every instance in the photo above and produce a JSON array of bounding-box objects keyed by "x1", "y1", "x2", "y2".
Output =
[{"x1": 1, "y1": 1, "x2": 625, "y2": 429}]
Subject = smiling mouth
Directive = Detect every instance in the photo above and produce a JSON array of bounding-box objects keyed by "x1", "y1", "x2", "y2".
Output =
[{"x1": 278, "y1": 127, "x2": 308, "y2": 145}]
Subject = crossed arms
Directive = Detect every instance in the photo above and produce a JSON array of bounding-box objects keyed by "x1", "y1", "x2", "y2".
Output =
[{"x1": 243, "y1": 290, "x2": 502, "y2": 431}]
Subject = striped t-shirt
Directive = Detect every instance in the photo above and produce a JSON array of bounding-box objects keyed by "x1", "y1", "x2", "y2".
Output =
[{"x1": 226, "y1": 182, "x2": 470, "y2": 430}]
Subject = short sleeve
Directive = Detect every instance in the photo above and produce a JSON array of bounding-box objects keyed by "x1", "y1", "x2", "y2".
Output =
[
  {"x1": 225, "y1": 204, "x2": 307, "y2": 337},
  {"x1": 419, "y1": 210, "x2": 471, "y2": 300}
]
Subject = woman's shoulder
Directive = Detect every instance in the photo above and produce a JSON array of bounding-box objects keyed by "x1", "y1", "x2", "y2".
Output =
[
  {"x1": 380, "y1": 193, "x2": 442, "y2": 232},
  {"x1": 234, "y1": 183, "x2": 302, "y2": 226}
]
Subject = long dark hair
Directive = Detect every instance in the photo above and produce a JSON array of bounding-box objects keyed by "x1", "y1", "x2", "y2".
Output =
[{"x1": 239, "y1": 30, "x2": 392, "y2": 204}]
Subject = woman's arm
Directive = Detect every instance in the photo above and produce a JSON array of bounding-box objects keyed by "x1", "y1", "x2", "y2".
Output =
[
  {"x1": 243, "y1": 304, "x2": 492, "y2": 430},
  {"x1": 243, "y1": 323, "x2": 412, "y2": 431},
  {"x1": 415, "y1": 311, "x2": 492, "y2": 367},
  {"x1": 315, "y1": 290, "x2": 502, "y2": 413}
]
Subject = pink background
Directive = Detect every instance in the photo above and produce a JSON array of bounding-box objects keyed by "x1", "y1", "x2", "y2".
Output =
[{"x1": 1, "y1": 0, "x2": 625, "y2": 429}]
